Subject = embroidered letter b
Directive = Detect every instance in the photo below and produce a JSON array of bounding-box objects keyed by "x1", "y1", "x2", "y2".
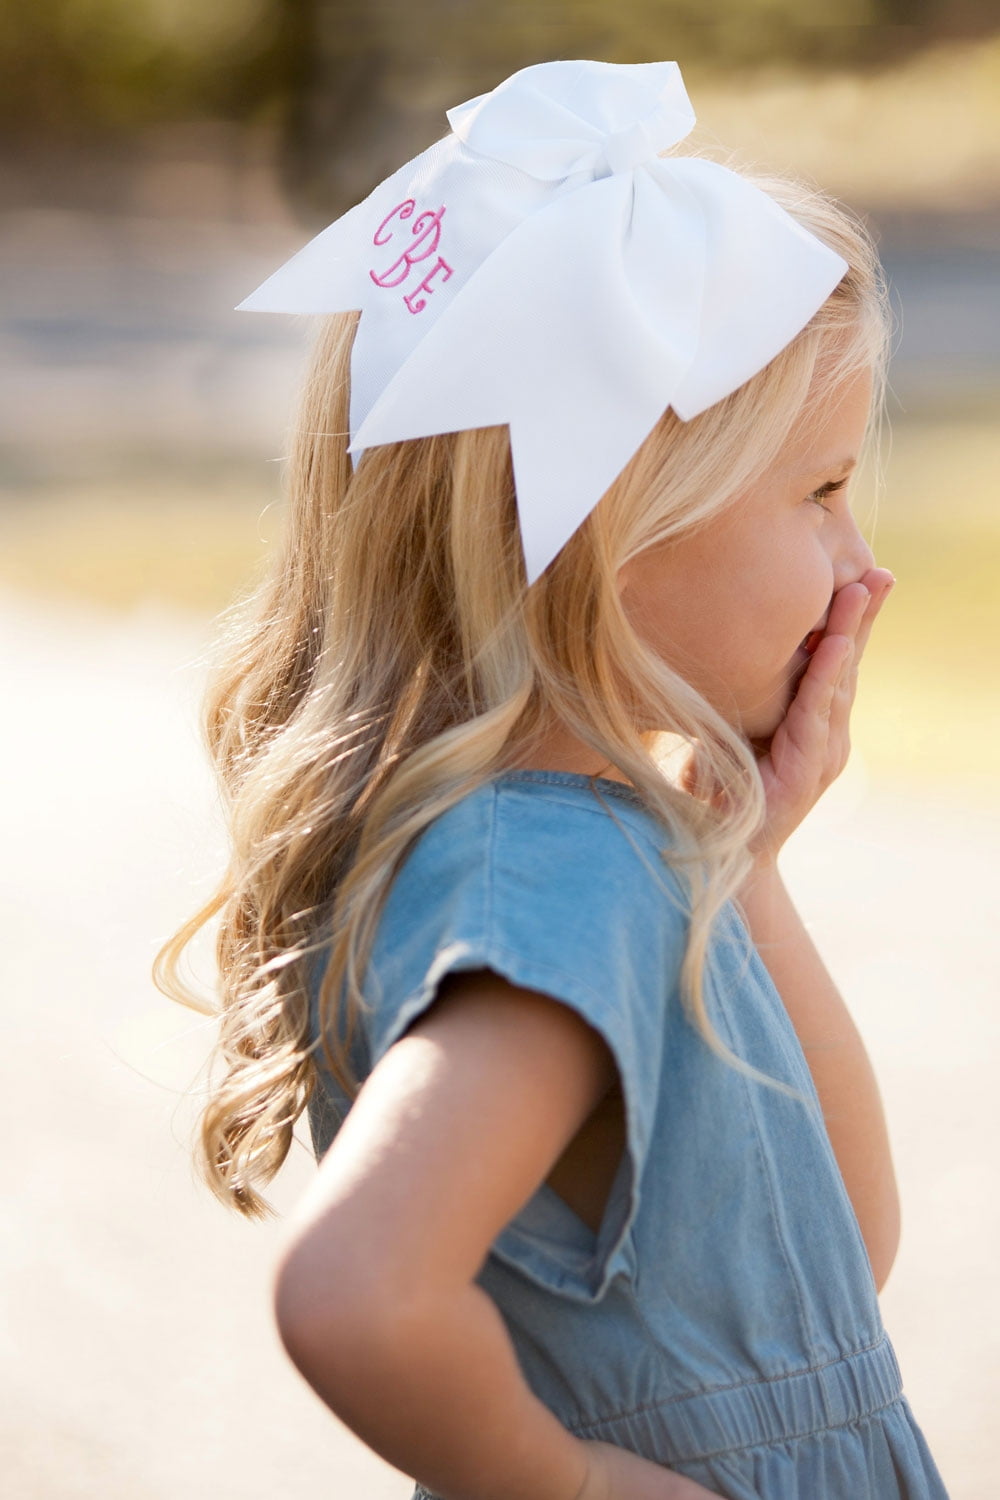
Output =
[{"x1": 371, "y1": 205, "x2": 447, "y2": 290}]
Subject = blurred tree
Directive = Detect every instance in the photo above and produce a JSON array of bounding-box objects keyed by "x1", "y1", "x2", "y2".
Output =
[
  {"x1": 1, "y1": 0, "x2": 997, "y2": 201},
  {"x1": 0, "y1": 0, "x2": 289, "y2": 140},
  {"x1": 274, "y1": 0, "x2": 1000, "y2": 219}
]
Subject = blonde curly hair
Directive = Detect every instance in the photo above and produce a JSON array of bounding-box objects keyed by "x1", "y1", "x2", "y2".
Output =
[{"x1": 154, "y1": 159, "x2": 892, "y2": 1219}]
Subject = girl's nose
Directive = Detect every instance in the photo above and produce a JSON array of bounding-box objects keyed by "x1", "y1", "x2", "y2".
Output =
[{"x1": 836, "y1": 514, "x2": 876, "y2": 588}]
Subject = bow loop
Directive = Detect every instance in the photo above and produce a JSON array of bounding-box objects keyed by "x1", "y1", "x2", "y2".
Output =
[{"x1": 446, "y1": 59, "x2": 696, "y2": 182}]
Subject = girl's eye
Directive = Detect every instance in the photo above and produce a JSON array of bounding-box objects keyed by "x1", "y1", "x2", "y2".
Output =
[{"x1": 806, "y1": 477, "x2": 848, "y2": 513}]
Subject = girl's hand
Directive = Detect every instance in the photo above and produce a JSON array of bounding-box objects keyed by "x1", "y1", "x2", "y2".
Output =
[
  {"x1": 576, "y1": 1440, "x2": 720, "y2": 1499},
  {"x1": 750, "y1": 566, "x2": 894, "y2": 864}
]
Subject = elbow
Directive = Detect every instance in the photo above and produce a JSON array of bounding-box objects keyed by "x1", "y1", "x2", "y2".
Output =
[
  {"x1": 272, "y1": 1227, "x2": 432, "y2": 1396},
  {"x1": 272, "y1": 1245, "x2": 327, "y2": 1379},
  {"x1": 272, "y1": 1231, "x2": 373, "y2": 1389}
]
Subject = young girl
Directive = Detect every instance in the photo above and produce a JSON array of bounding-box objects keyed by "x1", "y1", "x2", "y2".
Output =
[{"x1": 157, "y1": 60, "x2": 950, "y2": 1500}]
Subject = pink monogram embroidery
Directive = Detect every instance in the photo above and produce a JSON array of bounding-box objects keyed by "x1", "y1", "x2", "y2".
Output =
[
  {"x1": 370, "y1": 199, "x2": 454, "y2": 314},
  {"x1": 404, "y1": 257, "x2": 453, "y2": 314},
  {"x1": 373, "y1": 199, "x2": 415, "y2": 247}
]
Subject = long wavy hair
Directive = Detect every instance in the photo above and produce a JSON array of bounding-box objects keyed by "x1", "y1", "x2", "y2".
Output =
[{"x1": 154, "y1": 157, "x2": 892, "y2": 1219}]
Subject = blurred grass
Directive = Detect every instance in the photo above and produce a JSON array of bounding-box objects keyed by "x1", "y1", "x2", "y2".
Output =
[
  {"x1": 0, "y1": 471, "x2": 277, "y2": 615},
  {"x1": 689, "y1": 33, "x2": 1000, "y2": 214},
  {"x1": 0, "y1": 410, "x2": 997, "y2": 786}
]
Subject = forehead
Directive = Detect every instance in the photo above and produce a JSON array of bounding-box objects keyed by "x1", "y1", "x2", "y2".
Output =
[{"x1": 784, "y1": 367, "x2": 874, "y2": 477}]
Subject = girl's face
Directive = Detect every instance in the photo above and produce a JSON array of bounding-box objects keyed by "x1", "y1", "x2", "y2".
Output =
[{"x1": 618, "y1": 368, "x2": 876, "y2": 745}]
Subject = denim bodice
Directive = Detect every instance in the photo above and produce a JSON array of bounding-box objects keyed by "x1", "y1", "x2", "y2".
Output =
[{"x1": 307, "y1": 772, "x2": 948, "y2": 1499}]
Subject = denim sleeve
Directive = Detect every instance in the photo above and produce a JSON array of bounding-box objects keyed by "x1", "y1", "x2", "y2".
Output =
[{"x1": 361, "y1": 780, "x2": 689, "y2": 1303}]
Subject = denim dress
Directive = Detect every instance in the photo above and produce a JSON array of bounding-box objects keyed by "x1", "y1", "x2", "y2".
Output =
[{"x1": 307, "y1": 770, "x2": 949, "y2": 1500}]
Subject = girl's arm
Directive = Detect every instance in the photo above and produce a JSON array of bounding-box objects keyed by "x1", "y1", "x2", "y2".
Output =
[
  {"x1": 273, "y1": 971, "x2": 715, "y2": 1500},
  {"x1": 737, "y1": 865, "x2": 900, "y2": 1289},
  {"x1": 739, "y1": 569, "x2": 900, "y2": 1290}
]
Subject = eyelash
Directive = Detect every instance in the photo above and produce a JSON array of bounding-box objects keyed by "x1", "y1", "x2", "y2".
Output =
[{"x1": 807, "y1": 477, "x2": 849, "y2": 513}]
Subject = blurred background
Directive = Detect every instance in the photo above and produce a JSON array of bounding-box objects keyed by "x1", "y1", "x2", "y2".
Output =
[{"x1": 2, "y1": 4, "x2": 997, "y2": 1497}]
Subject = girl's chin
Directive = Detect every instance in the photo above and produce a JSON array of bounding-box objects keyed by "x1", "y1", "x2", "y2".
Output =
[{"x1": 746, "y1": 724, "x2": 782, "y2": 757}]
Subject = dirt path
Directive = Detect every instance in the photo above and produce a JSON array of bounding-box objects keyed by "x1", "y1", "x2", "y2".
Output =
[{"x1": 2, "y1": 588, "x2": 994, "y2": 1498}]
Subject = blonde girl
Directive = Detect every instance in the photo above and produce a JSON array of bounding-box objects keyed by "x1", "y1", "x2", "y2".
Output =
[{"x1": 157, "y1": 60, "x2": 949, "y2": 1500}]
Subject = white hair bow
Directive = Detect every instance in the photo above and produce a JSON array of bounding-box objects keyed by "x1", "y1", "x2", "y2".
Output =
[{"x1": 237, "y1": 60, "x2": 847, "y2": 585}]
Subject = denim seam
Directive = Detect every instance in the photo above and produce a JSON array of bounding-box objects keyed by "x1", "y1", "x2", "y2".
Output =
[
  {"x1": 742, "y1": 1067, "x2": 819, "y2": 1358},
  {"x1": 495, "y1": 768, "x2": 650, "y2": 807},
  {"x1": 710, "y1": 962, "x2": 818, "y2": 1363},
  {"x1": 670, "y1": 1392, "x2": 907, "y2": 1465},
  {"x1": 494, "y1": 775, "x2": 667, "y2": 847},
  {"x1": 481, "y1": 937, "x2": 629, "y2": 1021},
  {"x1": 485, "y1": 783, "x2": 498, "y2": 950},
  {"x1": 568, "y1": 1331, "x2": 891, "y2": 1434}
]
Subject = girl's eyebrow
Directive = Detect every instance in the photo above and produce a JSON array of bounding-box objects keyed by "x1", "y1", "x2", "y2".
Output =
[{"x1": 798, "y1": 455, "x2": 857, "y2": 477}]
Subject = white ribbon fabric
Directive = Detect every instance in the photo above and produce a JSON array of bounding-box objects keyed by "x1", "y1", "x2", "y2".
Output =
[{"x1": 236, "y1": 60, "x2": 848, "y2": 584}]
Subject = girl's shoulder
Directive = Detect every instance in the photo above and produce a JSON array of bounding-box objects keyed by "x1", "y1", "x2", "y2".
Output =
[
  {"x1": 359, "y1": 770, "x2": 692, "y2": 1073},
  {"x1": 385, "y1": 768, "x2": 689, "y2": 951},
  {"x1": 403, "y1": 767, "x2": 680, "y2": 885}
]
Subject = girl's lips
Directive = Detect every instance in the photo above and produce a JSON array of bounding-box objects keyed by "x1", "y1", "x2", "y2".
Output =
[{"x1": 802, "y1": 629, "x2": 824, "y2": 656}]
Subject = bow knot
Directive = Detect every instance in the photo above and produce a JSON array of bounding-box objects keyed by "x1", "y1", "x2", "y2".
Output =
[{"x1": 601, "y1": 117, "x2": 666, "y2": 176}]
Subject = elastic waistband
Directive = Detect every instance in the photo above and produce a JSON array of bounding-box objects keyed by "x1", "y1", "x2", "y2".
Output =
[{"x1": 570, "y1": 1336, "x2": 904, "y2": 1467}]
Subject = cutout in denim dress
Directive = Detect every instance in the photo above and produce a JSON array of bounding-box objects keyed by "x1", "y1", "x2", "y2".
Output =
[{"x1": 307, "y1": 771, "x2": 950, "y2": 1500}]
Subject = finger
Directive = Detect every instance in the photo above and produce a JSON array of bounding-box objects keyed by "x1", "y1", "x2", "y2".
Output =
[
  {"x1": 860, "y1": 564, "x2": 895, "y2": 596},
  {"x1": 799, "y1": 634, "x2": 855, "y2": 783},
  {"x1": 852, "y1": 568, "x2": 895, "y2": 662},
  {"x1": 824, "y1": 580, "x2": 871, "y2": 642},
  {"x1": 781, "y1": 633, "x2": 852, "y2": 760},
  {"x1": 802, "y1": 632, "x2": 853, "y2": 713}
]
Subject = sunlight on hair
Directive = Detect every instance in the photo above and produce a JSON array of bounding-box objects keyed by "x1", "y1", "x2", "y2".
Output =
[{"x1": 154, "y1": 163, "x2": 893, "y2": 1218}]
